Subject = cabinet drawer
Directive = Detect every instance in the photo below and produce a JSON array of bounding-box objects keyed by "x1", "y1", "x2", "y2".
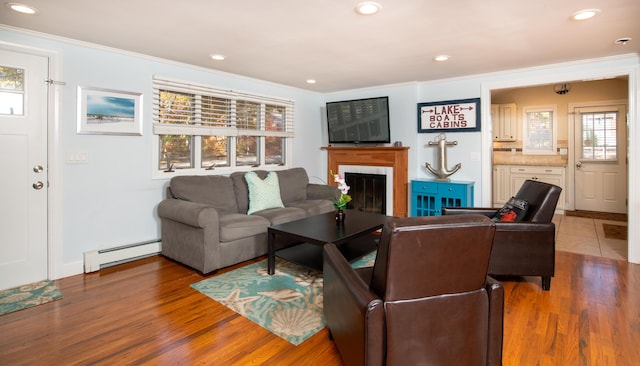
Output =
[
  {"x1": 509, "y1": 166, "x2": 563, "y2": 175},
  {"x1": 412, "y1": 181, "x2": 438, "y2": 194},
  {"x1": 439, "y1": 184, "x2": 466, "y2": 196},
  {"x1": 412, "y1": 181, "x2": 469, "y2": 195}
]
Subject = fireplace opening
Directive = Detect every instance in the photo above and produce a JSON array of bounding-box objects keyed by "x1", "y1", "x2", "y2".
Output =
[{"x1": 344, "y1": 172, "x2": 386, "y2": 214}]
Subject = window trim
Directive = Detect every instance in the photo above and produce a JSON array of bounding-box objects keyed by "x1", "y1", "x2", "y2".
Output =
[
  {"x1": 522, "y1": 105, "x2": 558, "y2": 155},
  {"x1": 151, "y1": 76, "x2": 294, "y2": 179}
]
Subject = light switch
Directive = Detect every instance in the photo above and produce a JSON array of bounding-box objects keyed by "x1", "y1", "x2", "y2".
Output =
[{"x1": 66, "y1": 151, "x2": 89, "y2": 164}]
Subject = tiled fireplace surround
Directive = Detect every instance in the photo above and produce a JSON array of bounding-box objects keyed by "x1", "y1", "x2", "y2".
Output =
[{"x1": 324, "y1": 146, "x2": 409, "y2": 217}]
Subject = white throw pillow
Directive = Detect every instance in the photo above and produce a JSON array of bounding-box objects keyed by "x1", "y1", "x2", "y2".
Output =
[{"x1": 245, "y1": 171, "x2": 284, "y2": 215}]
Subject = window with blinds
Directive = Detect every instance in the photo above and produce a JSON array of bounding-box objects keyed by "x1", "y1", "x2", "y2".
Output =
[
  {"x1": 522, "y1": 105, "x2": 557, "y2": 155},
  {"x1": 152, "y1": 76, "x2": 294, "y2": 176},
  {"x1": 581, "y1": 111, "x2": 617, "y2": 160}
]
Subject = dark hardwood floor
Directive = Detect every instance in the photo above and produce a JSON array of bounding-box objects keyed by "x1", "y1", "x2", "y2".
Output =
[{"x1": 1, "y1": 251, "x2": 639, "y2": 365}]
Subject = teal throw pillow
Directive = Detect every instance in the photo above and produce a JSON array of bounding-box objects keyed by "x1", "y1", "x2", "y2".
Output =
[{"x1": 245, "y1": 171, "x2": 284, "y2": 215}]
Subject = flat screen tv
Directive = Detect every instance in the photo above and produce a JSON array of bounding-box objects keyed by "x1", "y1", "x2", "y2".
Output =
[{"x1": 326, "y1": 96, "x2": 390, "y2": 144}]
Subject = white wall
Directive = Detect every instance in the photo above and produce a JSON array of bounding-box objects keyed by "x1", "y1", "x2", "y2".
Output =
[
  {"x1": 1, "y1": 28, "x2": 325, "y2": 277},
  {"x1": 2, "y1": 27, "x2": 638, "y2": 275},
  {"x1": 325, "y1": 78, "x2": 489, "y2": 204},
  {"x1": 325, "y1": 55, "x2": 640, "y2": 264}
]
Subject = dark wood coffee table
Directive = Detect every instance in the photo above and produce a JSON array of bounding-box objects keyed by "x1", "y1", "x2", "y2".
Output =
[{"x1": 267, "y1": 209, "x2": 388, "y2": 275}]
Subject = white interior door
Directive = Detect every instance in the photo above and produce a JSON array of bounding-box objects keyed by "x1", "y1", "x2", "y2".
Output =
[
  {"x1": 0, "y1": 49, "x2": 49, "y2": 290},
  {"x1": 574, "y1": 104, "x2": 627, "y2": 214}
]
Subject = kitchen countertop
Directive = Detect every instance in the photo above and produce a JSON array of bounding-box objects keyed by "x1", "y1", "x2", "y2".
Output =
[{"x1": 493, "y1": 152, "x2": 568, "y2": 167}]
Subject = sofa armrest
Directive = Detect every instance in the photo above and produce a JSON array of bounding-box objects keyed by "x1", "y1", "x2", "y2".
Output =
[
  {"x1": 442, "y1": 207, "x2": 498, "y2": 218},
  {"x1": 306, "y1": 183, "x2": 339, "y2": 201},
  {"x1": 323, "y1": 243, "x2": 385, "y2": 366},
  {"x1": 485, "y1": 276, "x2": 504, "y2": 366},
  {"x1": 157, "y1": 199, "x2": 219, "y2": 228}
]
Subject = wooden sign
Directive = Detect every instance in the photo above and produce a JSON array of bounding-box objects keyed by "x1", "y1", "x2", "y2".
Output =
[{"x1": 417, "y1": 98, "x2": 480, "y2": 133}]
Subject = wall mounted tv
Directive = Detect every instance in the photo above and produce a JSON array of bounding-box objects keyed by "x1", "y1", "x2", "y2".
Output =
[{"x1": 326, "y1": 96, "x2": 390, "y2": 144}]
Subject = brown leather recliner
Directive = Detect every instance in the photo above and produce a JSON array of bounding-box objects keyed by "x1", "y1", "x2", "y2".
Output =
[
  {"x1": 443, "y1": 179, "x2": 562, "y2": 290},
  {"x1": 323, "y1": 214, "x2": 503, "y2": 366}
]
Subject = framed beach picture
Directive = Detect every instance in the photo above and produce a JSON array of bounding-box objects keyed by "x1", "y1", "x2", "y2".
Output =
[{"x1": 77, "y1": 86, "x2": 143, "y2": 135}]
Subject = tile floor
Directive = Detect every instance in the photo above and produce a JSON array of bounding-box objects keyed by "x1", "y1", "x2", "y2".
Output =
[{"x1": 553, "y1": 214, "x2": 628, "y2": 260}]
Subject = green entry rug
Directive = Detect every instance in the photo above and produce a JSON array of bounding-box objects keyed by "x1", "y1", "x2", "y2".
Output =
[
  {"x1": 0, "y1": 280, "x2": 63, "y2": 316},
  {"x1": 191, "y1": 251, "x2": 376, "y2": 346}
]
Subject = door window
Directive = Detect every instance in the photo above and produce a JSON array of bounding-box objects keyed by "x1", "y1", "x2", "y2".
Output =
[
  {"x1": 0, "y1": 66, "x2": 25, "y2": 115},
  {"x1": 581, "y1": 111, "x2": 617, "y2": 161}
]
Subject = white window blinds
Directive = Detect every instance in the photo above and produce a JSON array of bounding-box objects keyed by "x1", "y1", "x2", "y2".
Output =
[{"x1": 152, "y1": 76, "x2": 294, "y2": 137}]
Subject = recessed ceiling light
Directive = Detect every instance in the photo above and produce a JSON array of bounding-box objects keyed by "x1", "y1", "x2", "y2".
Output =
[
  {"x1": 571, "y1": 9, "x2": 600, "y2": 21},
  {"x1": 210, "y1": 54, "x2": 225, "y2": 61},
  {"x1": 434, "y1": 55, "x2": 450, "y2": 62},
  {"x1": 614, "y1": 37, "x2": 632, "y2": 45},
  {"x1": 355, "y1": 2, "x2": 382, "y2": 15},
  {"x1": 7, "y1": 2, "x2": 38, "y2": 14},
  {"x1": 306, "y1": 79, "x2": 317, "y2": 84}
]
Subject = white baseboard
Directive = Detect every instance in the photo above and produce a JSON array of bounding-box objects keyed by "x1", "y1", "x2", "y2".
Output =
[{"x1": 83, "y1": 240, "x2": 162, "y2": 273}]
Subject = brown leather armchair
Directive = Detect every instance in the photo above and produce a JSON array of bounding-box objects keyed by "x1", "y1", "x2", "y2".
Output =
[
  {"x1": 323, "y1": 214, "x2": 503, "y2": 366},
  {"x1": 443, "y1": 179, "x2": 562, "y2": 290}
]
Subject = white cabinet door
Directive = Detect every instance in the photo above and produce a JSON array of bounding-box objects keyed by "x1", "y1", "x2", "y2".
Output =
[
  {"x1": 492, "y1": 103, "x2": 517, "y2": 141},
  {"x1": 509, "y1": 166, "x2": 565, "y2": 210},
  {"x1": 493, "y1": 165, "x2": 510, "y2": 207}
]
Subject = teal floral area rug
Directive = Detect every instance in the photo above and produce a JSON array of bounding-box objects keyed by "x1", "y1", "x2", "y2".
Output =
[
  {"x1": 0, "y1": 280, "x2": 63, "y2": 316},
  {"x1": 191, "y1": 251, "x2": 376, "y2": 345}
]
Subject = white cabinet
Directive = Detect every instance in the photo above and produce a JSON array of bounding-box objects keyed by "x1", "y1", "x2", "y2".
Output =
[
  {"x1": 492, "y1": 165, "x2": 510, "y2": 207},
  {"x1": 491, "y1": 103, "x2": 517, "y2": 141},
  {"x1": 493, "y1": 165, "x2": 565, "y2": 211}
]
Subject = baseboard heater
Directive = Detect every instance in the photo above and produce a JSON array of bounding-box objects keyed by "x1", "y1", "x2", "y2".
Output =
[{"x1": 83, "y1": 239, "x2": 162, "y2": 273}]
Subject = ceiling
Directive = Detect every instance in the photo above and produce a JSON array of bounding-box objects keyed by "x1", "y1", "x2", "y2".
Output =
[{"x1": 1, "y1": 0, "x2": 639, "y2": 93}]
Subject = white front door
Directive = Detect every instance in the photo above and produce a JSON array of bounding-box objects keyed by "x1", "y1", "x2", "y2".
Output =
[
  {"x1": 574, "y1": 104, "x2": 628, "y2": 214},
  {"x1": 0, "y1": 49, "x2": 49, "y2": 290}
]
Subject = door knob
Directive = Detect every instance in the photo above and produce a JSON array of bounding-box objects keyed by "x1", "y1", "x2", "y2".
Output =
[
  {"x1": 33, "y1": 165, "x2": 44, "y2": 173},
  {"x1": 33, "y1": 181, "x2": 44, "y2": 190},
  {"x1": 576, "y1": 161, "x2": 582, "y2": 168}
]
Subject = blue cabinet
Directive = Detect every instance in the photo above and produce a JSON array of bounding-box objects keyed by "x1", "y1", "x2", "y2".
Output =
[{"x1": 411, "y1": 180, "x2": 474, "y2": 216}]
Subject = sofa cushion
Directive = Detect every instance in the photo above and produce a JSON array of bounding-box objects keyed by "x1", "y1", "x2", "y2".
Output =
[
  {"x1": 287, "y1": 199, "x2": 335, "y2": 216},
  {"x1": 169, "y1": 175, "x2": 238, "y2": 214},
  {"x1": 245, "y1": 171, "x2": 285, "y2": 214},
  {"x1": 218, "y1": 213, "x2": 270, "y2": 242},
  {"x1": 251, "y1": 206, "x2": 307, "y2": 226},
  {"x1": 230, "y1": 171, "x2": 263, "y2": 214},
  {"x1": 275, "y1": 167, "x2": 309, "y2": 204}
]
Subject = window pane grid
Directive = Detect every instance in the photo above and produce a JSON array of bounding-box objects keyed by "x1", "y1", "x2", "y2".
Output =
[
  {"x1": 200, "y1": 95, "x2": 231, "y2": 127},
  {"x1": 156, "y1": 90, "x2": 194, "y2": 125},
  {"x1": 581, "y1": 112, "x2": 617, "y2": 160},
  {"x1": 201, "y1": 136, "x2": 230, "y2": 168},
  {"x1": 236, "y1": 135, "x2": 259, "y2": 166},
  {"x1": 152, "y1": 76, "x2": 293, "y2": 174},
  {"x1": 0, "y1": 66, "x2": 25, "y2": 115},
  {"x1": 236, "y1": 100, "x2": 260, "y2": 130},
  {"x1": 523, "y1": 106, "x2": 557, "y2": 155},
  {"x1": 160, "y1": 135, "x2": 194, "y2": 170},
  {"x1": 525, "y1": 111, "x2": 553, "y2": 150},
  {"x1": 0, "y1": 66, "x2": 24, "y2": 90}
]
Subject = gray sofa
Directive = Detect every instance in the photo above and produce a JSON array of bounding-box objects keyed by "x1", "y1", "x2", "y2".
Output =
[{"x1": 157, "y1": 167, "x2": 338, "y2": 274}]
